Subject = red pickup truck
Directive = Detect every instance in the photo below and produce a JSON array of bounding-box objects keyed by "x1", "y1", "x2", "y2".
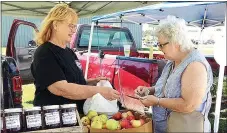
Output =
[{"x1": 4, "y1": 19, "x2": 227, "y2": 105}]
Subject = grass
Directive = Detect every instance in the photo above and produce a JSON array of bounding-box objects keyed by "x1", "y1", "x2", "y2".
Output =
[
  {"x1": 1, "y1": 47, "x2": 6, "y2": 56},
  {"x1": 22, "y1": 84, "x2": 35, "y2": 108}
]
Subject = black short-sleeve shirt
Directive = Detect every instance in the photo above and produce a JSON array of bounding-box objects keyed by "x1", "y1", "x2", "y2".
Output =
[{"x1": 31, "y1": 42, "x2": 86, "y2": 113}]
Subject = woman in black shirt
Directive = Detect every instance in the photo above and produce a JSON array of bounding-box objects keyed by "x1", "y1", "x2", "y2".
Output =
[{"x1": 31, "y1": 4, "x2": 120, "y2": 113}]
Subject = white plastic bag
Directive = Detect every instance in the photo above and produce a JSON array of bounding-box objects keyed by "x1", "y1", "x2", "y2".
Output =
[{"x1": 83, "y1": 80, "x2": 119, "y2": 116}]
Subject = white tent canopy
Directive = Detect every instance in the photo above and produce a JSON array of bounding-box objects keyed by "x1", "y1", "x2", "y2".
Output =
[
  {"x1": 2, "y1": 1, "x2": 161, "y2": 18},
  {"x1": 92, "y1": 2, "x2": 226, "y2": 30}
]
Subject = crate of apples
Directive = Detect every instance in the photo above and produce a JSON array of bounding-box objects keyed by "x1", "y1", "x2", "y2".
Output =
[{"x1": 81, "y1": 110, "x2": 153, "y2": 132}]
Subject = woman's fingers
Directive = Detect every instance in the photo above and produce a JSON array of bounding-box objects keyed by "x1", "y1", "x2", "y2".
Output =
[{"x1": 98, "y1": 77, "x2": 110, "y2": 81}]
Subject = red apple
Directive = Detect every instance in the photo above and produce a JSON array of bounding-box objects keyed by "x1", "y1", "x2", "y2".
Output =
[
  {"x1": 127, "y1": 115, "x2": 135, "y2": 121},
  {"x1": 120, "y1": 119, "x2": 131, "y2": 129},
  {"x1": 127, "y1": 124, "x2": 133, "y2": 128},
  {"x1": 121, "y1": 112, "x2": 128, "y2": 119},
  {"x1": 140, "y1": 119, "x2": 145, "y2": 125},
  {"x1": 112, "y1": 112, "x2": 122, "y2": 120}
]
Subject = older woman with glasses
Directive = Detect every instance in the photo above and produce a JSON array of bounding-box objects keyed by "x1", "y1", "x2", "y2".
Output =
[
  {"x1": 135, "y1": 16, "x2": 213, "y2": 133},
  {"x1": 31, "y1": 4, "x2": 120, "y2": 113}
]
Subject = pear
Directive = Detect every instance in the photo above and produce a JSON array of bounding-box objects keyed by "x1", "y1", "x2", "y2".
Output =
[
  {"x1": 91, "y1": 121, "x2": 103, "y2": 129},
  {"x1": 87, "y1": 110, "x2": 98, "y2": 120},
  {"x1": 106, "y1": 119, "x2": 118, "y2": 130},
  {"x1": 81, "y1": 116, "x2": 91, "y2": 126},
  {"x1": 99, "y1": 114, "x2": 108, "y2": 124}
]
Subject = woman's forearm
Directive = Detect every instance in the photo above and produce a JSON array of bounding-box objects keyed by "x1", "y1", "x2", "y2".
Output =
[
  {"x1": 50, "y1": 81, "x2": 101, "y2": 100},
  {"x1": 159, "y1": 98, "x2": 196, "y2": 113},
  {"x1": 62, "y1": 83, "x2": 100, "y2": 99}
]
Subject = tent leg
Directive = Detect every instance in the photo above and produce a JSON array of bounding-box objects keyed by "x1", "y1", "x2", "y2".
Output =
[
  {"x1": 84, "y1": 22, "x2": 95, "y2": 80},
  {"x1": 213, "y1": 65, "x2": 225, "y2": 133}
]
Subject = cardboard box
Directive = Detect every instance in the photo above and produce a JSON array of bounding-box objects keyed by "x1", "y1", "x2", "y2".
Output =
[
  {"x1": 89, "y1": 110, "x2": 153, "y2": 133},
  {"x1": 90, "y1": 120, "x2": 152, "y2": 133}
]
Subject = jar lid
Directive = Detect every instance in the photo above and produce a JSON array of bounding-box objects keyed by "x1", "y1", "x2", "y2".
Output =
[
  {"x1": 24, "y1": 106, "x2": 41, "y2": 112},
  {"x1": 4, "y1": 108, "x2": 22, "y2": 113},
  {"x1": 43, "y1": 105, "x2": 59, "y2": 110},
  {"x1": 60, "y1": 104, "x2": 77, "y2": 109}
]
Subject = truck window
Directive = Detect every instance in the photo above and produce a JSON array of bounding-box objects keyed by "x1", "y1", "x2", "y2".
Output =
[{"x1": 78, "y1": 26, "x2": 133, "y2": 47}]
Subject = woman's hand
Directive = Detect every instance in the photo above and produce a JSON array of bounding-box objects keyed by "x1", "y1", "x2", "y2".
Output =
[
  {"x1": 87, "y1": 77, "x2": 109, "y2": 86},
  {"x1": 134, "y1": 86, "x2": 150, "y2": 97},
  {"x1": 139, "y1": 95, "x2": 159, "y2": 107},
  {"x1": 99, "y1": 87, "x2": 120, "y2": 101}
]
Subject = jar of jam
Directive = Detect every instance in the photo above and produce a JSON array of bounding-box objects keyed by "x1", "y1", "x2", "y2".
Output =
[
  {"x1": 24, "y1": 107, "x2": 42, "y2": 131},
  {"x1": 1, "y1": 110, "x2": 5, "y2": 133},
  {"x1": 4, "y1": 108, "x2": 23, "y2": 132},
  {"x1": 43, "y1": 105, "x2": 61, "y2": 129},
  {"x1": 60, "y1": 104, "x2": 77, "y2": 127}
]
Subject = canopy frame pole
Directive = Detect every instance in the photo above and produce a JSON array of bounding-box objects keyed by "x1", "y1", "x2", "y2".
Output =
[
  {"x1": 84, "y1": 22, "x2": 95, "y2": 80},
  {"x1": 121, "y1": 17, "x2": 140, "y2": 25},
  {"x1": 201, "y1": 6, "x2": 208, "y2": 30},
  {"x1": 213, "y1": 12, "x2": 226, "y2": 133}
]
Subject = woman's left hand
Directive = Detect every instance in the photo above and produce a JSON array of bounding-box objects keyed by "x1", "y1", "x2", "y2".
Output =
[
  {"x1": 95, "y1": 77, "x2": 109, "y2": 82},
  {"x1": 139, "y1": 95, "x2": 159, "y2": 107},
  {"x1": 87, "y1": 77, "x2": 109, "y2": 86}
]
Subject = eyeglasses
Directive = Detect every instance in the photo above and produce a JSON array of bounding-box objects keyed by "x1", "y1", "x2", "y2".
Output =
[
  {"x1": 68, "y1": 23, "x2": 77, "y2": 30},
  {"x1": 61, "y1": 21, "x2": 77, "y2": 30},
  {"x1": 157, "y1": 42, "x2": 169, "y2": 48}
]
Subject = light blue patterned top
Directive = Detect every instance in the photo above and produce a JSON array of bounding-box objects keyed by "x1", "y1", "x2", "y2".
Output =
[{"x1": 152, "y1": 49, "x2": 213, "y2": 133}]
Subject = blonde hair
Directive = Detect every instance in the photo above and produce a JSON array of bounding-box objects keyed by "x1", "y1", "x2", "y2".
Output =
[{"x1": 35, "y1": 4, "x2": 77, "y2": 45}]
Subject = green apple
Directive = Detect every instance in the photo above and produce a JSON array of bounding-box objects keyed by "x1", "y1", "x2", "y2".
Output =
[
  {"x1": 106, "y1": 119, "x2": 118, "y2": 130},
  {"x1": 99, "y1": 114, "x2": 108, "y2": 124},
  {"x1": 92, "y1": 116, "x2": 102, "y2": 122},
  {"x1": 87, "y1": 110, "x2": 98, "y2": 120},
  {"x1": 91, "y1": 121, "x2": 103, "y2": 129}
]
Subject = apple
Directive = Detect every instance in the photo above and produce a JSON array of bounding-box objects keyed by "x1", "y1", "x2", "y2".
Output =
[
  {"x1": 91, "y1": 121, "x2": 102, "y2": 129},
  {"x1": 120, "y1": 119, "x2": 131, "y2": 129},
  {"x1": 127, "y1": 124, "x2": 133, "y2": 128},
  {"x1": 87, "y1": 110, "x2": 98, "y2": 120},
  {"x1": 116, "y1": 121, "x2": 121, "y2": 130},
  {"x1": 106, "y1": 119, "x2": 119, "y2": 130},
  {"x1": 126, "y1": 111, "x2": 133, "y2": 116},
  {"x1": 140, "y1": 119, "x2": 145, "y2": 125},
  {"x1": 102, "y1": 123, "x2": 107, "y2": 129},
  {"x1": 81, "y1": 116, "x2": 90, "y2": 126},
  {"x1": 130, "y1": 120, "x2": 142, "y2": 128},
  {"x1": 99, "y1": 114, "x2": 108, "y2": 124},
  {"x1": 127, "y1": 115, "x2": 135, "y2": 121},
  {"x1": 92, "y1": 116, "x2": 102, "y2": 123},
  {"x1": 112, "y1": 112, "x2": 122, "y2": 120},
  {"x1": 121, "y1": 112, "x2": 128, "y2": 119}
]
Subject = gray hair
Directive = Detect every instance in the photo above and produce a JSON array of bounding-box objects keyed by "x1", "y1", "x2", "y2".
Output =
[{"x1": 155, "y1": 15, "x2": 194, "y2": 52}]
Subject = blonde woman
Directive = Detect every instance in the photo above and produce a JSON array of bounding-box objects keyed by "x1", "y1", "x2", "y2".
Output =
[{"x1": 31, "y1": 4, "x2": 120, "y2": 113}]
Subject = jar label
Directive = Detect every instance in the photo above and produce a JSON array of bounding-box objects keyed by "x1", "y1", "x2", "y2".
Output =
[
  {"x1": 5, "y1": 115, "x2": 20, "y2": 129},
  {"x1": 1, "y1": 117, "x2": 3, "y2": 130},
  {"x1": 45, "y1": 112, "x2": 60, "y2": 125},
  {"x1": 26, "y1": 114, "x2": 42, "y2": 128},
  {"x1": 62, "y1": 111, "x2": 77, "y2": 125}
]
